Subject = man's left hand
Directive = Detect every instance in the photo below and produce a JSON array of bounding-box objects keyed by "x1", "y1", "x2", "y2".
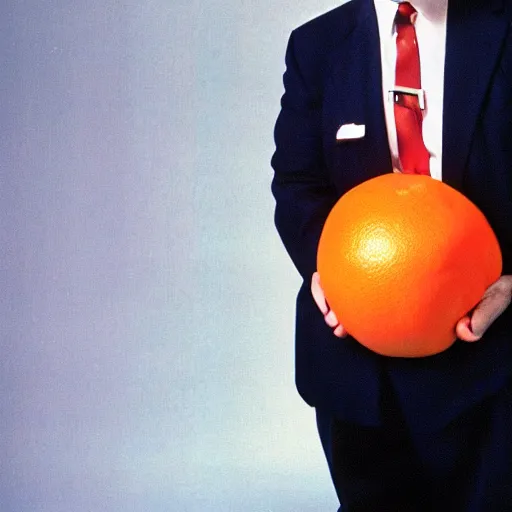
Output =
[{"x1": 456, "y1": 275, "x2": 512, "y2": 342}]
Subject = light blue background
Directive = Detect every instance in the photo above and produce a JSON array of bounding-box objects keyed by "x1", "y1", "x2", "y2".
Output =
[{"x1": 0, "y1": 1, "x2": 345, "y2": 510}]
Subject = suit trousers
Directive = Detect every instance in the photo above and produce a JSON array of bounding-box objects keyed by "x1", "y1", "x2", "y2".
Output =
[{"x1": 316, "y1": 373, "x2": 512, "y2": 512}]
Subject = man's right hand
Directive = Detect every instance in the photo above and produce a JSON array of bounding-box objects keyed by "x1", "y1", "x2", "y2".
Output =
[{"x1": 311, "y1": 272, "x2": 348, "y2": 338}]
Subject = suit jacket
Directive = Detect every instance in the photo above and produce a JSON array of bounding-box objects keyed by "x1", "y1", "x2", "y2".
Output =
[{"x1": 271, "y1": 0, "x2": 512, "y2": 433}]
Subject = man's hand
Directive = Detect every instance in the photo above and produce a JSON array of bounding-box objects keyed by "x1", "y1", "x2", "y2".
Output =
[
  {"x1": 456, "y1": 275, "x2": 512, "y2": 342},
  {"x1": 311, "y1": 272, "x2": 348, "y2": 338}
]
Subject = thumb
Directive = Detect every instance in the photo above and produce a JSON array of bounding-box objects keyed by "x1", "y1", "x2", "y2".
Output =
[
  {"x1": 457, "y1": 287, "x2": 510, "y2": 341},
  {"x1": 455, "y1": 315, "x2": 480, "y2": 342},
  {"x1": 470, "y1": 293, "x2": 505, "y2": 338}
]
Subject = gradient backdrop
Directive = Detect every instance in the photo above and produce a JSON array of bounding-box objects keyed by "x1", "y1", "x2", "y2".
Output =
[{"x1": 0, "y1": 1, "x2": 346, "y2": 510}]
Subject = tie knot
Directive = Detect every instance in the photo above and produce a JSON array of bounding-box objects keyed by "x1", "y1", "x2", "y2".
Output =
[{"x1": 397, "y1": 2, "x2": 416, "y2": 23}]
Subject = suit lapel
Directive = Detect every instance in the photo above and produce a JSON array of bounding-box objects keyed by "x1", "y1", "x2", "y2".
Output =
[
  {"x1": 442, "y1": 0, "x2": 510, "y2": 190},
  {"x1": 364, "y1": 1, "x2": 394, "y2": 179},
  {"x1": 327, "y1": 0, "x2": 392, "y2": 185}
]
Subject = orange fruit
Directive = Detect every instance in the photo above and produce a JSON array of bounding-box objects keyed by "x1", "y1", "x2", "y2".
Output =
[{"x1": 317, "y1": 173, "x2": 502, "y2": 357}]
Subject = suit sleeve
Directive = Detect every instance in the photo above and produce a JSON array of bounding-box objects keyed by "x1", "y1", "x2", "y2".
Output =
[{"x1": 271, "y1": 30, "x2": 338, "y2": 281}]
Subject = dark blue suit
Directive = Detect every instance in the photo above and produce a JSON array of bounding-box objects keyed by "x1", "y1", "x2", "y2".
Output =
[{"x1": 271, "y1": 0, "x2": 512, "y2": 508}]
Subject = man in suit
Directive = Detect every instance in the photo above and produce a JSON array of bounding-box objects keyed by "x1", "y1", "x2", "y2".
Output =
[{"x1": 271, "y1": 0, "x2": 512, "y2": 509}]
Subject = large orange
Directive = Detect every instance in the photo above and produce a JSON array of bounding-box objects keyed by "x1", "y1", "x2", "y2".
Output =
[{"x1": 317, "y1": 173, "x2": 502, "y2": 357}]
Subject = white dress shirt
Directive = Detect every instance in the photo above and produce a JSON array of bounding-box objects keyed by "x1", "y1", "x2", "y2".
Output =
[{"x1": 373, "y1": 0, "x2": 448, "y2": 181}]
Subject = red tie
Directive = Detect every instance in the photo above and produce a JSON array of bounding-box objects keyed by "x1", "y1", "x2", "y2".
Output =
[{"x1": 393, "y1": 2, "x2": 430, "y2": 175}]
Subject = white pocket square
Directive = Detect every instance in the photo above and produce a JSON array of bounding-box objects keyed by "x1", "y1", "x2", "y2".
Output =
[{"x1": 336, "y1": 123, "x2": 365, "y2": 141}]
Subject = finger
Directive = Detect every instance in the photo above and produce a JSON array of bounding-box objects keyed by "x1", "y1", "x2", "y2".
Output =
[
  {"x1": 311, "y1": 272, "x2": 329, "y2": 315},
  {"x1": 333, "y1": 324, "x2": 348, "y2": 338},
  {"x1": 324, "y1": 309, "x2": 339, "y2": 328},
  {"x1": 470, "y1": 290, "x2": 510, "y2": 338},
  {"x1": 456, "y1": 315, "x2": 481, "y2": 342}
]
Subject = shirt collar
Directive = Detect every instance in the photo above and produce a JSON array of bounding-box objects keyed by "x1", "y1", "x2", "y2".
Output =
[{"x1": 389, "y1": 0, "x2": 448, "y2": 22}]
